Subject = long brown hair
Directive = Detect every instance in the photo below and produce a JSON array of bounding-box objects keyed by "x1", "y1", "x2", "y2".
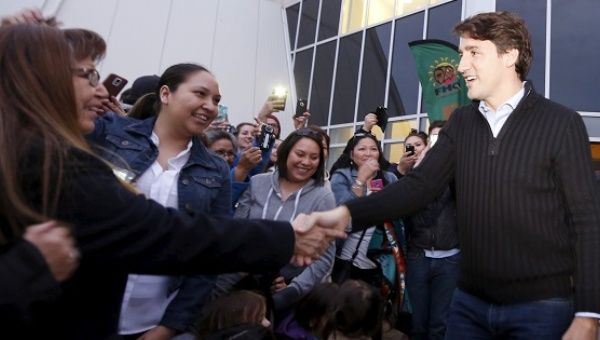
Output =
[{"x1": 0, "y1": 24, "x2": 91, "y2": 240}]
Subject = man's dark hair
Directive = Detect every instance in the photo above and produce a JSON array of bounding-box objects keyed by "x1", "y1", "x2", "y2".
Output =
[{"x1": 453, "y1": 11, "x2": 532, "y2": 81}]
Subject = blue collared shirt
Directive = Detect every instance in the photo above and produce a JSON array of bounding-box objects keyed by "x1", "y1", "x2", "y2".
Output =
[
  {"x1": 479, "y1": 83, "x2": 600, "y2": 320},
  {"x1": 478, "y1": 82, "x2": 526, "y2": 137}
]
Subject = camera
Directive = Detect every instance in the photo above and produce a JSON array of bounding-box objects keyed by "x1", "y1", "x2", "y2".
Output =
[
  {"x1": 256, "y1": 123, "x2": 275, "y2": 151},
  {"x1": 405, "y1": 144, "x2": 415, "y2": 156}
]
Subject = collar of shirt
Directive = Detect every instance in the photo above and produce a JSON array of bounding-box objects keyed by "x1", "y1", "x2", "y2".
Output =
[
  {"x1": 149, "y1": 131, "x2": 193, "y2": 173},
  {"x1": 134, "y1": 132, "x2": 193, "y2": 208},
  {"x1": 478, "y1": 82, "x2": 526, "y2": 138}
]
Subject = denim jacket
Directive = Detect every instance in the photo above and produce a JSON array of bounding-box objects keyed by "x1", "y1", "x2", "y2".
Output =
[{"x1": 87, "y1": 115, "x2": 231, "y2": 332}]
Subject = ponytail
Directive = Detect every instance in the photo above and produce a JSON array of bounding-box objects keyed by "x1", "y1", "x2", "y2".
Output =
[{"x1": 127, "y1": 93, "x2": 159, "y2": 120}]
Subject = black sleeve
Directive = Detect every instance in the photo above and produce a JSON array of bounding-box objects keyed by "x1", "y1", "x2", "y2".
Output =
[
  {"x1": 553, "y1": 112, "x2": 600, "y2": 313},
  {"x1": 0, "y1": 240, "x2": 61, "y2": 323},
  {"x1": 59, "y1": 150, "x2": 295, "y2": 275},
  {"x1": 345, "y1": 112, "x2": 458, "y2": 230}
]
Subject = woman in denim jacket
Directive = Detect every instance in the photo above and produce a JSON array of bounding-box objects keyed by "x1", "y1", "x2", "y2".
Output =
[{"x1": 88, "y1": 63, "x2": 231, "y2": 339}]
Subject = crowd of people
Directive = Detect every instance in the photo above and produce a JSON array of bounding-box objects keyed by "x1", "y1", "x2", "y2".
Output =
[{"x1": 0, "y1": 7, "x2": 598, "y2": 340}]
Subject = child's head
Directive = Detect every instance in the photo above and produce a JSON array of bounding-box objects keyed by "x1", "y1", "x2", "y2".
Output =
[
  {"x1": 199, "y1": 290, "x2": 269, "y2": 335},
  {"x1": 325, "y1": 280, "x2": 384, "y2": 339},
  {"x1": 295, "y1": 282, "x2": 339, "y2": 336}
]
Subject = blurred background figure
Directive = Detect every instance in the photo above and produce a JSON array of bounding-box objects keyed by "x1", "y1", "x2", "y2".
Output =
[
  {"x1": 196, "y1": 290, "x2": 273, "y2": 340},
  {"x1": 120, "y1": 74, "x2": 159, "y2": 115}
]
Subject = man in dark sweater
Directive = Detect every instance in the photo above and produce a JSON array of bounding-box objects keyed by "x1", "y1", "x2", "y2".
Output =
[{"x1": 306, "y1": 11, "x2": 600, "y2": 339}]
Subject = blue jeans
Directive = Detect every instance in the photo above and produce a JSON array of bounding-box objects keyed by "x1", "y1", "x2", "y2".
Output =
[
  {"x1": 406, "y1": 250, "x2": 460, "y2": 340},
  {"x1": 445, "y1": 288, "x2": 574, "y2": 340}
]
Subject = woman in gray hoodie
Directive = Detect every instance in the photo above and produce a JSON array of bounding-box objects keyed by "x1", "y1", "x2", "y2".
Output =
[{"x1": 234, "y1": 128, "x2": 336, "y2": 313}]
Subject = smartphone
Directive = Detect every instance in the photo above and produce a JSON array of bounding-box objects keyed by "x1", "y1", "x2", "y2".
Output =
[
  {"x1": 102, "y1": 74, "x2": 128, "y2": 97},
  {"x1": 406, "y1": 144, "x2": 415, "y2": 156},
  {"x1": 374, "y1": 106, "x2": 389, "y2": 132},
  {"x1": 217, "y1": 104, "x2": 229, "y2": 122},
  {"x1": 271, "y1": 88, "x2": 287, "y2": 111},
  {"x1": 294, "y1": 98, "x2": 307, "y2": 118},
  {"x1": 370, "y1": 179, "x2": 383, "y2": 190}
]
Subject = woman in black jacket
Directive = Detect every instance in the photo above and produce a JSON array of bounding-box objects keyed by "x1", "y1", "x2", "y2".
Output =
[{"x1": 0, "y1": 24, "x2": 341, "y2": 339}]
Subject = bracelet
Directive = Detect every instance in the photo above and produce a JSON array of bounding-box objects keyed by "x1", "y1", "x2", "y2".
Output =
[{"x1": 352, "y1": 179, "x2": 364, "y2": 190}]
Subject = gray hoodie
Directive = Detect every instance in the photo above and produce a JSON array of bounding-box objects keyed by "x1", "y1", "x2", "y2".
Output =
[{"x1": 234, "y1": 170, "x2": 336, "y2": 309}]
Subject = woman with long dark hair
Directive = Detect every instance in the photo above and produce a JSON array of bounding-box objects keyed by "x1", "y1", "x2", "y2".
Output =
[
  {"x1": 234, "y1": 128, "x2": 336, "y2": 313},
  {"x1": 0, "y1": 24, "x2": 339, "y2": 338},
  {"x1": 329, "y1": 132, "x2": 398, "y2": 285}
]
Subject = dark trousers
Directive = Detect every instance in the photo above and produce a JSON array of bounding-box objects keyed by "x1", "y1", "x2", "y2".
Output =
[
  {"x1": 445, "y1": 288, "x2": 574, "y2": 340},
  {"x1": 406, "y1": 250, "x2": 460, "y2": 340}
]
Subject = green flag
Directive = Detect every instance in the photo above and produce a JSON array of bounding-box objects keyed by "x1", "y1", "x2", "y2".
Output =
[{"x1": 408, "y1": 39, "x2": 470, "y2": 122}]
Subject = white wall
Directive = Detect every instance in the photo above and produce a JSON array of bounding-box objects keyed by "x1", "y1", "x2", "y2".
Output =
[{"x1": 0, "y1": 0, "x2": 295, "y2": 134}]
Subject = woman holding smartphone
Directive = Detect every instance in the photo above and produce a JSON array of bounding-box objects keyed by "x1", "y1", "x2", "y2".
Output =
[{"x1": 329, "y1": 132, "x2": 398, "y2": 286}]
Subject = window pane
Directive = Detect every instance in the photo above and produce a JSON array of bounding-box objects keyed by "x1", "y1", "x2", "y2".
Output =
[
  {"x1": 286, "y1": 4, "x2": 300, "y2": 50},
  {"x1": 368, "y1": 0, "x2": 395, "y2": 26},
  {"x1": 591, "y1": 143, "x2": 600, "y2": 172},
  {"x1": 550, "y1": 0, "x2": 600, "y2": 111},
  {"x1": 319, "y1": 0, "x2": 342, "y2": 40},
  {"x1": 294, "y1": 48, "x2": 314, "y2": 101},
  {"x1": 332, "y1": 32, "x2": 363, "y2": 124},
  {"x1": 358, "y1": 23, "x2": 392, "y2": 117},
  {"x1": 341, "y1": 0, "x2": 367, "y2": 34},
  {"x1": 396, "y1": 0, "x2": 428, "y2": 16},
  {"x1": 327, "y1": 146, "x2": 345, "y2": 169},
  {"x1": 329, "y1": 126, "x2": 356, "y2": 145},
  {"x1": 309, "y1": 40, "x2": 338, "y2": 126},
  {"x1": 384, "y1": 119, "x2": 417, "y2": 140},
  {"x1": 297, "y1": 0, "x2": 319, "y2": 48},
  {"x1": 384, "y1": 143, "x2": 404, "y2": 163},
  {"x1": 427, "y1": 0, "x2": 461, "y2": 45},
  {"x1": 582, "y1": 116, "x2": 600, "y2": 139},
  {"x1": 496, "y1": 0, "x2": 546, "y2": 93},
  {"x1": 388, "y1": 12, "x2": 425, "y2": 116}
]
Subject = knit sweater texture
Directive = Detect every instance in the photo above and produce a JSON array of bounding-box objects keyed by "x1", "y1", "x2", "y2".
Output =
[{"x1": 346, "y1": 84, "x2": 600, "y2": 312}]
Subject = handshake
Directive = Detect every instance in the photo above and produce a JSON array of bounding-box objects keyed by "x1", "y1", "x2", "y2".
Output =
[{"x1": 289, "y1": 206, "x2": 352, "y2": 266}]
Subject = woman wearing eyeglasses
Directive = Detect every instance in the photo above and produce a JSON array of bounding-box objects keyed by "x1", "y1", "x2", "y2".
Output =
[
  {"x1": 0, "y1": 24, "x2": 342, "y2": 339},
  {"x1": 234, "y1": 128, "x2": 336, "y2": 315},
  {"x1": 75, "y1": 29, "x2": 232, "y2": 337}
]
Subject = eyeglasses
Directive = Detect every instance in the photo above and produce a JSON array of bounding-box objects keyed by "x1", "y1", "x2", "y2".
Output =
[{"x1": 72, "y1": 67, "x2": 100, "y2": 87}]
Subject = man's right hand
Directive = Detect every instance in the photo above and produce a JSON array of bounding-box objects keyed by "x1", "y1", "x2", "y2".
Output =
[
  {"x1": 290, "y1": 208, "x2": 350, "y2": 266},
  {"x1": 24, "y1": 221, "x2": 79, "y2": 282}
]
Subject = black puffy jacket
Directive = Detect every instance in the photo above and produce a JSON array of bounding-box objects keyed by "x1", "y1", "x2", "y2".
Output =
[{"x1": 404, "y1": 185, "x2": 459, "y2": 251}]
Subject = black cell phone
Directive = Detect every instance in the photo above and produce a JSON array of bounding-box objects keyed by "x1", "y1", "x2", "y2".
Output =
[
  {"x1": 294, "y1": 98, "x2": 307, "y2": 118},
  {"x1": 406, "y1": 144, "x2": 415, "y2": 156},
  {"x1": 374, "y1": 106, "x2": 389, "y2": 132},
  {"x1": 102, "y1": 74, "x2": 128, "y2": 97}
]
